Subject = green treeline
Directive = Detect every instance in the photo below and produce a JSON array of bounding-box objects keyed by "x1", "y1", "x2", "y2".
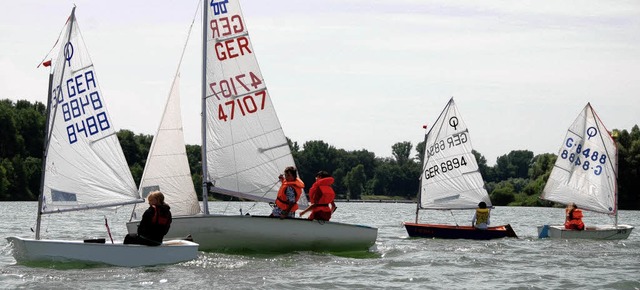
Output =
[{"x1": 1, "y1": 99, "x2": 639, "y2": 210}]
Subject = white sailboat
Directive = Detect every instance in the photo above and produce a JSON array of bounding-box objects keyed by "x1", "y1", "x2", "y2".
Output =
[
  {"x1": 127, "y1": 0, "x2": 377, "y2": 253},
  {"x1": 537, "y1": 103, "x2": 634, "y2": 240},
  {"x1": 6, "y1": 7, "x2": 198, "y2": 267},
  {"x1": 403, "y1": 98, "x2": 517, "y2": 240}
]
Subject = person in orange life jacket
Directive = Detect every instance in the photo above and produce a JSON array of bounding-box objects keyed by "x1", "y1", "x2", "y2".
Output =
[
  {"x1": 124, "y1": 191, "x2": 172, "y2": 246},
  {"x1": 300, "y1": 171, "x2": 337, "y2": 221},
  {"x1": 270, "y1": 166, "x2": 305, "y2": 218},
  {"x1": 471, "y1": 201, "x2": 490, "y2": 230},
  {"x1": 564, "y1": 202, "x2": 585, "y2": 230}
]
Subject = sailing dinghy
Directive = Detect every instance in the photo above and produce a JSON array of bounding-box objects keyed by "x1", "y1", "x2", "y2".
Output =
[
  {"x1": 537, "y1": 103, "x2": 634, "y2": 240},
  {"x1": 403, "y1": 98, "x2": 517, "y2": 240},
  {"x1": 126, "y1": 0, "x2": 377, "y2": 253},
  {"x1": 6, "y1": 7, "x2": 198, "y2": 267}
]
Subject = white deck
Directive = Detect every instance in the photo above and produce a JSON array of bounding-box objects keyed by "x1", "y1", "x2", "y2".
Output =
[
  {"x1": 537, "y1": 224, "x2": 634, "y2": 240},
  {"x1": 127, "y1": 214, "x2": 378, "y2": 253},
  {"x1": 6, "y1": 236, "x2": 199, "y2": 267}
]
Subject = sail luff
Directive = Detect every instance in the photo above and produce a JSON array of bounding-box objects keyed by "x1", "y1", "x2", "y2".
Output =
[
  {"x1": 36, "y1": 7, "x2": 77, "y2": 239},
  {"x1": 35, "y1": 73, "x2": 54, "y2": 240},
  {"x1": 201, "y1": 0, "x2": 210, "y2": 215},
  {"x1": 590, "y1": 104, "x2": 619, "y2": 218},
  {"x1": 415, "y1": 97, "x2": 453, "y2": 220}
]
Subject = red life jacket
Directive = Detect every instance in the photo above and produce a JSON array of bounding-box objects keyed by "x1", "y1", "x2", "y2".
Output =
[
  {"x1": 151, "y1": 205, "x2": 171, "y2": 226},
  {"x1": 309, "y1": 177, "x2": 336, "y2": 208},
  {"x1": 275, "y1": 178, "x2": 304, "y2": 212}
]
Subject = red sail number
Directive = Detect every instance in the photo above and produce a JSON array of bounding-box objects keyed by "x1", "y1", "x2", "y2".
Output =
[{"x1": 217, "y1": 91, "x2": 266, "y2": 121}]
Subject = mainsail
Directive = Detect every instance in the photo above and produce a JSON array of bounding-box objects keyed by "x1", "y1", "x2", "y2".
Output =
[
  {"x1": 133, "y1": 74, "x2": 201, "y2": 219},
  {"x1": 419, "y1": 98, "x2": 490, "y2": 210},
  {"x1": 204, "y1": 0, "x2": 306, "y2": 205},
  {"x1": 42, "y1": 10, "x2": 139, "y2": 213},
  {"x1": 540, "y1": 103, "x2": 617, "y2": 214}
]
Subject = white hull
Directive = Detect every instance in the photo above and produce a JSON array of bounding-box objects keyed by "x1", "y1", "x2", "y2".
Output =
[
  {"x1": 6, "y1": 236, "x2": 199, "y2": 267},
  {"x1": 127, "y1": 215, "x2": 378, "y2": 253},
  {"x1": 537, "y1": 224, "x2": 634, "y2": 240}
]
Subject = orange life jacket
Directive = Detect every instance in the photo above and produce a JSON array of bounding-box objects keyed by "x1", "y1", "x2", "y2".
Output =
[
  {"x1": 275, "y1": 178, "x2": 304, "y2": 212},
  {"x1": 564, "y1": 209, "x2": 584, "y2": 230},
  {"x1": 309, "y1": 177, "x2": 336, "y2": 207}
]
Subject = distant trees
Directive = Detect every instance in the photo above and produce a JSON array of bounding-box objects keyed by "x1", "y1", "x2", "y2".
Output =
[
  {"x1": 615, "y1": 126, "x2": 640, "y2": 210},
  {"x1": 0, "y1": 99, "x2": 46, "y2": 201},
  {"x1": 1, "y1": 99, "x2": 638, "y2": 210}
]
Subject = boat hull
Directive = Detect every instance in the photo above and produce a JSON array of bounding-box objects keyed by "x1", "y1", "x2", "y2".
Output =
[
  {"x1": 6, "y1": 236, "x2": 199, "y2": 267},
  {"x1": 537, "y1": 224, "x2": 634, "y2": 240},
  {"x1": 403, "y1": 223, "x2": 518, "y2": 240},
  {"x1": 127, "y1": 215, "x2": 378, "y2": 253}
]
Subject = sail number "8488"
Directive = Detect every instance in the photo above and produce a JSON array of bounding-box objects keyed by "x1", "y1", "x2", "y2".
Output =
[{"x1": 424, "y1": 156, "x2": 468, "y2": 180}]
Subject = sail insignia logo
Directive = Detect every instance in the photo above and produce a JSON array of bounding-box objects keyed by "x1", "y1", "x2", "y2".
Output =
[
  {"x1": 64, "y1": 42, "x2": 74, "y2": 67},
  {"x1": 211, "y1": 0, "x2": 229, "y2": 15}
]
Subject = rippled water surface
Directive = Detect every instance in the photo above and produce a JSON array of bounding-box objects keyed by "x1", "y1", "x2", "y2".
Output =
[{"x1": 1, "y1": 201, "x2": 639, "y2": 289}]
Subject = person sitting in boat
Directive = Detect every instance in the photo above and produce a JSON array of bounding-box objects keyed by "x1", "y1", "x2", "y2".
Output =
[
  {"x1": 270, "y1": 166, "x2": 305, "y2": 219},
  {"x1": 564, "y1": 203, "x2": 585, "y2": 230},
  {"x1": 471, "y1": 201, "x2": 490, "y2": 230},
  {"x1": 300, "y1": 170, "x2": 337, "y2": 221},
  {"x1": 124, "y1": 191, "x2": 172, "y2": 246}
]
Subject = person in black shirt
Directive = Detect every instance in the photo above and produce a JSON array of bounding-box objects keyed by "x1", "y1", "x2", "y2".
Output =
[{"x1": 124, "y1": 191, "x2": 172, "y2": 246}]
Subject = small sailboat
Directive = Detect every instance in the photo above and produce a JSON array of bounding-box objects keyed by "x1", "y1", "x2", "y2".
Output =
[
  {"x1": 126, "y1": 0, "x2": 377, "y2": 253},
  {"x1": 6, "y1": 7, "x2": 198, "y2": 267},
  {"x1": 403, "y1": 98, "x2": 517, "y2": 240},
  {"x1": 537, "y1": 103, "x2": 634, "y2": 240}
]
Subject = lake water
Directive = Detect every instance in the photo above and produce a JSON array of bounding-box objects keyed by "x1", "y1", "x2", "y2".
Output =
[{"x1": 1, "y1": 201, "x2": 638, "y2": 289}]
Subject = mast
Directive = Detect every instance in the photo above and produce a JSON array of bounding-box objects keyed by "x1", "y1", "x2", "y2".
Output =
[
  {"x1": 35, "y1": 73, "x2": 53, "y2": 240},
  {"x1": 614, "y1": 131, "x2": 619, "y2": 227},
  {"x1": 415, "y1": 124, "x2": 429, "y2": 223},
  {"x1": 35, "y1": 7, "x2": 77, "y2": 239},
  {"x1": 200, "y1": 0, "x2": 210, "y2": 215}
]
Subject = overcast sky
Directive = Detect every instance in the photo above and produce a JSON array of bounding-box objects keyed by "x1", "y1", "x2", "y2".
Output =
[{"x1": 1, "y1": 0, "x2": 639, "y2": 164}]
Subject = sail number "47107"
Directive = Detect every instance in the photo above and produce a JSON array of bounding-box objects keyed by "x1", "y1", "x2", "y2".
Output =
[{"x1": 217, "y1": 91, "x2": 266, "y2": 121}]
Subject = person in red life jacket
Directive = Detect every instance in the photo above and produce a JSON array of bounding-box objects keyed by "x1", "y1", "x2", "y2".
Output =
[
  {"x1": 124, "y1": 191, "x2": 172, "y2": 246},
  {"x1": 300, "y1": 171, "x2": 337, "y2": 221},
  {"x1": 564, "y1": 202, "x2": 585, "y2": 230},
  {"x1": 270, "y1": 166, "x2": 305, "y2": 219},
  {"x1": 471, "y1": 201, "x2": 490, "y2": 230}
]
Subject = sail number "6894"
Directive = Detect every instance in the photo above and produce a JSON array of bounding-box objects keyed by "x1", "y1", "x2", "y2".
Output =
[{"x1": 424, "y1": 156, "x2": 468, "y2": 180}]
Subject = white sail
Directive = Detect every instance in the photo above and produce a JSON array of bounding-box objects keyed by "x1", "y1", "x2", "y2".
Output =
[
  {"x1": 43, "y1": 12, "x2": 139, "y2": 213},
  {"x1": 540, "y1": 103, "x2": 617, "y2": 214},
  {"x1": 420, "y1": 98, "x2": 491, "y2": 210},
  {"x1": 133, "y1": 74, "x2": 201, "y2": 219},
  {"x1": 204, "y1": 1, "x2": 306, "y2": 205}
]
